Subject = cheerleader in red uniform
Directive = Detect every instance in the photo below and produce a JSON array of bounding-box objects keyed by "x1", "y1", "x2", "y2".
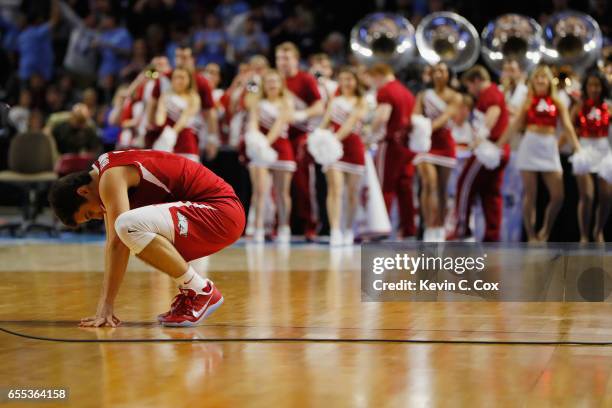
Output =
[
  {"x1": 571, "y1": 70, "x2": 611, "y2": 242},
  {"x1": 414, "y1": 62, "x2": 461, "y2": 241},
  {"x1": 318, "y1": 67, "x2": 367, "y2": 246},
  {"x1": 154, "y1": 67, "x2": 201, "y2": 162},
  {"x1": 500, "y1": 65, "x2": 581, "y2": 242},
  {"x1": 247, "y1": 69, "x2": 295, "y2": 243}
]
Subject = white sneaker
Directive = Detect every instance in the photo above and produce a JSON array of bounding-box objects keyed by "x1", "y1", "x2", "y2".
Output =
[
  {"x1": 330, "y1": 229, "x2": 343, "y2": 246},
  {"x1": 253, "y1": 228, "x2": 265, "y2": 243},
  {"x1": 343, "y1": 230, "x2": 354, "y2": 246},
  {"x1": 277, "y1": 225, "x2": 291, "y2": 244}
]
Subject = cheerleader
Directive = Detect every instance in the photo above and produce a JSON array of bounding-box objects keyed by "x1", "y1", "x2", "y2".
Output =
[
  {"x1": 154, "y1": 67, "x2": 201, "y2": 162},
  {"x1": 571, "y1": 70, "x2": 611, "y2": 242},
  {"x1": 414, "y1": 62, "x2": 461, "y2": 241},
  {"x1": 500, "y1": 65, "x2": 581, "y2": 242},
  {"x1": 247, "y1": 69, "x2": 295, "y2": 243},
  {"x1": 318, "y1": 67, "x2": 367, "y2": 246}
]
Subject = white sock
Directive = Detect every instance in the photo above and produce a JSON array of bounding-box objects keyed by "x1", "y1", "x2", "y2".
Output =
[{"x1": 174, "y1": 266, "x2": 208, "y2": 293}]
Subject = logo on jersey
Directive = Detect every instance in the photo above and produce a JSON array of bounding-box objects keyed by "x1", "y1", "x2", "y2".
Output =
[
  {"x1": 98, "y1": 153, "x2": 110, "y2": 169},
  {"x1": 535, "y1": 99, "x2": 555, "y2": 113},
  {"x1": 177, "y1": 212, "x2": 188, "y2": 237},
  {"x1": 587, "y1": 107, "x2": 602, "y2": 121}
]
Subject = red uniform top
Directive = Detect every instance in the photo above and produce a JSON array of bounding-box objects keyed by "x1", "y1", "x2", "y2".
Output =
[
  {"x1": 577, "y1": 99, "x2": 609, "y2": 138},
  {"x1": 152, "y1": 70, "x2": 215, "y2": 110},
  {"x1": 284, "y1": 70, "x2": 321, "y2": 137},
  {"x1": 92, "y1": 150, "x2": 237, "y2": 209},
  {"x1": 257, "y1": 100, "x2": 288, "y2": 138},
  {"x1": 476, "y1": 84, "x2": 509, "y2": 141},
  {"x1": 377, "y1": 79, "x2": 415, "y2": 144},
  {"x1": 329, "y1": 96, "x2": 362, "y2": 136},
  {"x1": 525, "y1": 96, "x2": 558, "y2": 128}
]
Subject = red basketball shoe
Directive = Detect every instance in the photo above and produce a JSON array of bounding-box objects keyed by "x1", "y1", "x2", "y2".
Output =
[
  {"x1": 158, "y1": 281, "x2": 224, "y2": 327},
  {"x1": 157, "y1": 292, "x2": 186, "y2": 322}
]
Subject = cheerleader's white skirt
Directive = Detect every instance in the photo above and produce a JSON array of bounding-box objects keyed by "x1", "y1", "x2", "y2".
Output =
[
  {"x1": 579, "y1": 137, "x2": 611, "y2": 173},
  {"x1": 516, "y1": 131, "x2": 562, "y2": 172}
]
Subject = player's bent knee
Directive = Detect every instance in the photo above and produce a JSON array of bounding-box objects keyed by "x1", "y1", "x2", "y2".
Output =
[{"x1": 114, "y1": 210, "x2": 157, "y2": 254}]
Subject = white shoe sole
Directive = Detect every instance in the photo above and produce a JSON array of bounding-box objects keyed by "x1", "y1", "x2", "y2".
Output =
[{"x1": 160, "y1": 297, "x2": 224, "y2": 327}]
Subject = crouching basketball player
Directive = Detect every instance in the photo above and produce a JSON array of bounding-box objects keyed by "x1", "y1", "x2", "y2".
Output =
[{"x1": 48, "y1": 150, "x2": 245, "y2": 327}]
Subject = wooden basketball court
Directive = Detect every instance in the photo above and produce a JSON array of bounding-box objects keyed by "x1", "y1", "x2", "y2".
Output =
[{"x1": 1, "y1": 242, "x2": 612, "y2": 407}]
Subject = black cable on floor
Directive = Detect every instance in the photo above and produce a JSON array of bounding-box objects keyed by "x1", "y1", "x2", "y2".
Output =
[{"x1": 1, "y1": 326, "x2": 611, "y2": 346}]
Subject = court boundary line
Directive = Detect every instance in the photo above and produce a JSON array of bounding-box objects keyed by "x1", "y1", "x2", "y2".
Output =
[{"x1": 2, "y1": 326, "x2": 611, "y2": 346}]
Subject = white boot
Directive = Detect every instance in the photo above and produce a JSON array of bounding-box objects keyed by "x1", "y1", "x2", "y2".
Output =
[
  {"x1": 343, "y1": 229, "x2": 354, "y2": 246},
  {"x1": 330, "y1": 229, "x2": 343, "y2": 246},
  {"x1": 245, "y1": 206, "x2": 256, "y2": 236},
  {"x1": 423, "y1": 228, "x2": 436, "y2": 242},
  {"x1": 253, "y1": 228, "x2": 265, "y2": 244},
  {"x1": 277, "y1": 225, "x2": 291, "y2": 244},
  {"x1": 435, "y1": 227, "x2": 446, "y2": 242}
]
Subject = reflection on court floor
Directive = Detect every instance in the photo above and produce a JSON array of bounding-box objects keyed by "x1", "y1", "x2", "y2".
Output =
[{"x1": 1, "y1": 243, "x2": 612, "y2": 406}]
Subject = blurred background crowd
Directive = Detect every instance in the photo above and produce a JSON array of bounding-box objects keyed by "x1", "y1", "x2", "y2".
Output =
[{"x1": 0, "y1": 0, "x2": 611, "y2": 242}]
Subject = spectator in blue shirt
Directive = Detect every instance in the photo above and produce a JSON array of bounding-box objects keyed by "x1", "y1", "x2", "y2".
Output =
[
  {"x1": 16, "y1": 0, "x2": 61, "y2": 82},
  {"x1": 215, "y1": 0, "x2": 250, "y2": 22},
  {"x1": 232, "y1": 17, "x2": 270, "y2": 63},
  {"x1": 93, "y1": 14, "x2": 133, "y2": 99},
  {"x1": 193, "y1": 14, "x2": 228, "y2": 68}
]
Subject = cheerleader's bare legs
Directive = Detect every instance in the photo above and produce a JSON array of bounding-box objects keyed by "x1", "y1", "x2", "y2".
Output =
[
  {"x1": 520, "y1": 171, "x2": 539, "y2": 242},
  {"x1": 249, "y1": 165, "x2": 270, "y2": 243},
  {"x1": 418, "y1": 163, "x2": 451, "y2": 239},
  {"x1": 436, "y1": 166, "x2": 452, "y2": 228},
  {"x1": 326, "y1": 168, "x2": 344, "y2": 245},
  {"x1": 576, "y1": 174, "x2": 595, "y2": 242},
  {"x1": 271, "y1": 169, "x2": 293, "y2": 243},
  {"x1": 594, "y1": 178, "x2": 612, "y2": 243},
  {"x1": 326, "y1": 168, "x2": 362, "y2": 246},
  {"x1": 417, "y1": 162, "x2": 440, "y2": 237},
  {"x1": 538, "y1": 171, "x2": 564, "y2": 242},
  {"x1": 345, "y1": 173, "x2": 362, "y2": 243}
]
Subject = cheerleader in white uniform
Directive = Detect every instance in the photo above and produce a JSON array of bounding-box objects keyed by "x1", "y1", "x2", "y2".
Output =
[
  {"x1": 155, "y1": 67, "x2": 201, "y2": 162},
  {"x1": 571, "y1": 70, "x2": 611, "y2": 242},
  {"x1": 319, "y1": 67, "x2": 367, "y2": 246},
  {"x1": 247, "y1": 69, "x2": 295, "y2": 243},
  {"x1": 499, "y1": 65, "x2": 581, "y2": 242},
  {"x1": 414, "y1": 62, "x2": 461, "y2": 241}
]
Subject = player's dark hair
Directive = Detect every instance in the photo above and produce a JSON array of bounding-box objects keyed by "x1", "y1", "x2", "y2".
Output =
[{"x1": 48, "y1": 170, "x2": 92, "y2": 227}]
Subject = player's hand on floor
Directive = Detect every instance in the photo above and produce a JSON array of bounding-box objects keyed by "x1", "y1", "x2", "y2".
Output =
[{"x1": 80, "y1": 304, "x2": 121, "y2": 327}]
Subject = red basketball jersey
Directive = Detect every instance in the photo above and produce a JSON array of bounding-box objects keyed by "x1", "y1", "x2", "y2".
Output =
[{"x1": 92, "y1": 150, "x2": 237, "y2": 209}]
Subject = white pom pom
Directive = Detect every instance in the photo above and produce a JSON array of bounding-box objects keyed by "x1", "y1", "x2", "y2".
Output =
[
  {"x1": 569, "y1": 148, "x2": 593, "y2": 175},
  {"x1": 408, "y1": 115, "x2": 432, "y2": 153},
  {"x1": 598, "y1": 153, "x2": 612, "y2": 184},
  {"x1": 245, "y1": 130, "x2": 278, "y2": 165},
  {"x1": 474, "y1": 140, "x2": 501, "y2": 170},
  {"x1": 153, "y1": 126, "x2": 177, "y2": 152},
  {"x1": 307, "y1": 128, "x2": 344, "y2": 165}
]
